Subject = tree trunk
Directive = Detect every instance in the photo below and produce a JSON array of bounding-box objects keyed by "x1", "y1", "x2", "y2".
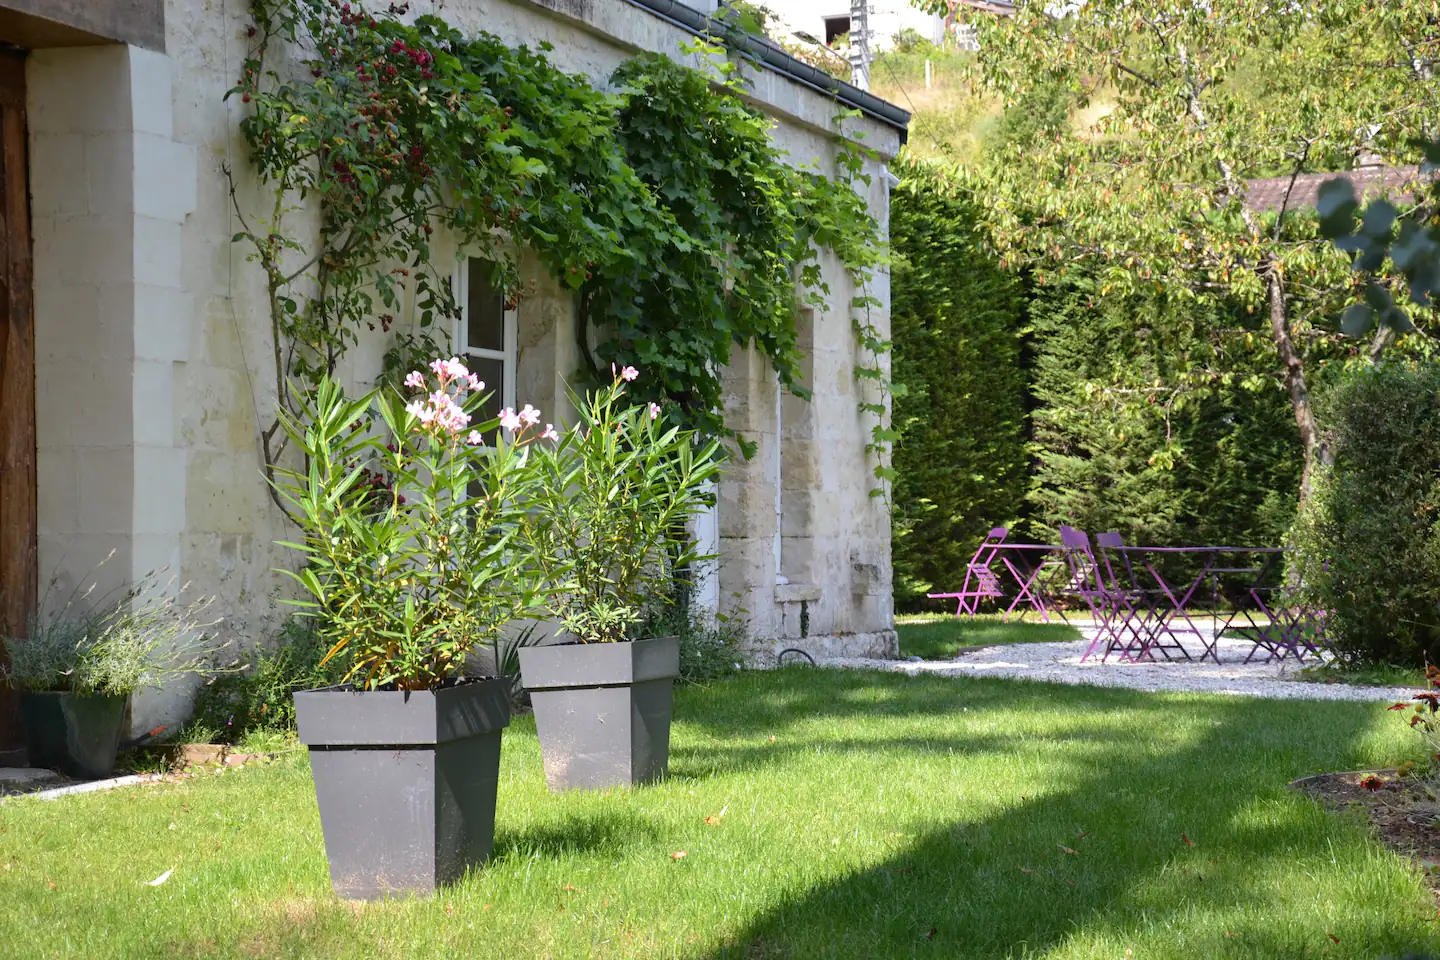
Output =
[{"x1": 1266, "y1": 263, "x2": 1326, "y2": 499}]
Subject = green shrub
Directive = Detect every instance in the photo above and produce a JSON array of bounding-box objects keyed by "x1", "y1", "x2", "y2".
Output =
[
  {"x1": 636, "y1": 597, "x2": 744, "y2": 682},
  {"x1": 1292, "y1": 363, "x2": 1440, "y2": 667},
  {"x1": 186, "y1": 619, "x2": 341, "y2": 744}
]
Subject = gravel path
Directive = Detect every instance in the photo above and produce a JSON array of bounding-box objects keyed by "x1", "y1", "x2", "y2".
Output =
[{"x1": 819, "y1": 630, "x2": 1420, "y2": 703}]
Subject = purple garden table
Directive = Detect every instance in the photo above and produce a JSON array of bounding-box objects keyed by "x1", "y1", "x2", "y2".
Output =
[{"x1": 1090, "y1": 538, "x2": 1325, "y2": 664}]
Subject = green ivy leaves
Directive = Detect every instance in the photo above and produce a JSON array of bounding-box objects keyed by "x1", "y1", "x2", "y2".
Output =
[{"x1": 237, "y1": 0, "x2": 885, "y2": 473}]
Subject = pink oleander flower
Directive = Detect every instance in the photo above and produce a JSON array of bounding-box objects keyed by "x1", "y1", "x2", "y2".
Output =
[
  {"x1": 541, "y1": 423, "x2": 559, "y2": 441},
  {"x1": 404, "y1": 370, "x2": 425, "y2": 389},
  {"x1": 499, "y1": 407, "x2": 523, "y2": 432},
  {"x1": 429, "y1": 357, "x2": 470, "y2": 383},
  {"x1": 648, "y1": 402, "x2": 661, "y2": 420},
  {"x1": 519, "y1": 403, "x2": 542, "y2": 426},
  {"x1": 467, "y1": 373, "x2": 482, "y2": 392},
  {"x1": 466, "y1": 430, "x2": 484, "y2": 446},
  {"x1": 620, "y1": 365, "x2": 639, "y2": 382}
]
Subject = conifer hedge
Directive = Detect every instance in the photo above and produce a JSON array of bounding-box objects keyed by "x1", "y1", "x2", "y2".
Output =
[
  {"x1": 890, "y1": 159, "x2": 1029, "y2": 604},
  {"x1": 891, "y1": 162, "x2": 1304, "y2": 609}
]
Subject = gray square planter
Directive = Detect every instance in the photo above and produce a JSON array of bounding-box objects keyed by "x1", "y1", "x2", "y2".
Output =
[
  {"x1": 293, "y1": 678, "x2": 510, "y2": 901},
  {"x1": 18, "y1": 691, "x2": 128, "y2": 779},
  {"x1": 518, "y1": 636, "x2": 679, "y2": 792}
]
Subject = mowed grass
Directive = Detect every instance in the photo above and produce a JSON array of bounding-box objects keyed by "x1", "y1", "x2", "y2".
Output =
[
  {"x1": 2, "y1": 669, "x2": 1437, "y2": 958},
  {"x1": 898, "y1": 612, "x2": 1081, "y2": 660}
]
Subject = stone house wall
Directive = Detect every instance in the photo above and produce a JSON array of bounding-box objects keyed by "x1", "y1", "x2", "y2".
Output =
[{"x1": 19, "y1": 0, "x2": 903, "y2": 733}]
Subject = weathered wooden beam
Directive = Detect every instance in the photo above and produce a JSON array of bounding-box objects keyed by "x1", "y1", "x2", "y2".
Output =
[
  {"x1": 0, "y1": 50, "x2": 31, "y2": 751},
  {"x1": 0, "y1": 0, "x2": 164, "y2": 52}
]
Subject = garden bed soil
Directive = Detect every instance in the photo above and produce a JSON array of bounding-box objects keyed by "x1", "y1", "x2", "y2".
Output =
[{"x1": 1294, "y1": 769, "x2": 1440, "y2": 898}]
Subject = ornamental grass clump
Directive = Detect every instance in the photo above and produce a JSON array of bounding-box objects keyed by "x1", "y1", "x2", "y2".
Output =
[
  {"x1": 521, "y1": 367, "x2": 724, "y2": 643},
  {"x1": 274, "y1": 358, "x2": 556, "y2": 690}
]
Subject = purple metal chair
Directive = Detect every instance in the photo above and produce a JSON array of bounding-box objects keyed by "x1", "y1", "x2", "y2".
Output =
[
  {"x1": 1094, "y1": 532, "x2": 1192, "y2": 661},
  {"x1": 1056, "y1": 527, "x2": 1128, "y2": 662},
  {"x1": 928, "y1": 527, "x2": 1009, "y2": 618}
]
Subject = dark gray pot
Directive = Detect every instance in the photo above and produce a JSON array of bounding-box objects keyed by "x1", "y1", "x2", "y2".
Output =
[
  {"x1": 518, "y1": 636, "x2": 679, "y2": 791},
  {"x1": 18, "y1": 691, "x2": 127, "y2": 779},
  {"x1": 293, "y1": 678, "x2": 510, "y2": 901}
]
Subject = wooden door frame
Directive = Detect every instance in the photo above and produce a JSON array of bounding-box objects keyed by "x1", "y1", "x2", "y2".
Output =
[{"x1": 0, "y1": 47, "x2": 34, "y2": 754}]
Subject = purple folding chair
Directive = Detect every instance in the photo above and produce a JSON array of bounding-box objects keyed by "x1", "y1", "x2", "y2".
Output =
[
  {"x1": 1094, "y1": 532, "x2": 1192, "y2": 661},
  {"x1": 928, "y1": 527, "x2": 1009, "y2": 618},
  {"x1": 1056, "y1": 527, "x2": 1128, "y2": 662}
]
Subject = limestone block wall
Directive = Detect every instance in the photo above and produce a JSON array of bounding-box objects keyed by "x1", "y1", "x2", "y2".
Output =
[{"x1": 24, "y1": 0, "x2": 900, "y2": 733}]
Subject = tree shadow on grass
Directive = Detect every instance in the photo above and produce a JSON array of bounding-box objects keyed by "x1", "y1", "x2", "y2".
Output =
[{"x1": 699, "y1": 678, "x2": 1439, "y2": 959}]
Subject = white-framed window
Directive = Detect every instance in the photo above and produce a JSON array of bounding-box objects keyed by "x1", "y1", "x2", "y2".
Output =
[{"x1": 453, "y1": 257, "x2": 517, "y2": 427}]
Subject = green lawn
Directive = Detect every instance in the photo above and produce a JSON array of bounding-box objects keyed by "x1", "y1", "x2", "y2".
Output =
[
  {"x1": 2, "y1": 669, "x2": 1437, "y2": 958},
  {"x1": 898, "y1": 612, "x2": 1081, "y2": 659}
]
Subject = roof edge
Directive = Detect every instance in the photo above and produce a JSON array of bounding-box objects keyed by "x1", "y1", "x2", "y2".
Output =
[{"x1": 619, "y1": 0, "x2": 911, "y2": 141}]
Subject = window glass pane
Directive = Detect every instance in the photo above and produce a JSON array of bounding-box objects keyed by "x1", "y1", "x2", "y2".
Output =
[
  {"x1": 465, "y1": 353, "x2": 506, "y2": 503},
  {"x1": 467, "y1": 354, "x2": 505, "y2": 426},
  {"x1": 466, "y1": 259, "x2": 506, "y2": 353}
]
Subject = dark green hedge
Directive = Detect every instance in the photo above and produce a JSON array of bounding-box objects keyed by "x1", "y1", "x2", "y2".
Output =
[
  {"x1": 890, "y1": 159, "x2": 1030, "y2": 606},
  {"x1": 1293, "y1": 364, "x2": 1440, "y2": 666},
  {"x1": 1026, "y1": 277, "x2": 1301, "y2": 549},
  {"x1": 890, "y1": 161, "x2": 1304, "y2": 609}
]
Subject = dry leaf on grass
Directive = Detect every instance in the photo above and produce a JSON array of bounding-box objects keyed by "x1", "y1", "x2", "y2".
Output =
[
  {"x1": 670, "y1": 851, "x2": 687, "y2": 861},
  {"x1": 1058, "y1": 845, "x2": 1078, "y2": 855},
  {"x1": 145, "y1": 867, "x2": 174, "y2": 887},
  {"x1": 1182, "y1": 833, "x2": 1194, "y2": 847}
]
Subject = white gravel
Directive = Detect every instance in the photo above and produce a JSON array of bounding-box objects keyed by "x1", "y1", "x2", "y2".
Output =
[{"x1": 818, "y1": 629, "x2": 1419, "y2": 703}]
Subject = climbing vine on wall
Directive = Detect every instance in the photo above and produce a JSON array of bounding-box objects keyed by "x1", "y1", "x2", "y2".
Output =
[{"x1": 230, "y1": 0, "x2": 892, "y2": 510}]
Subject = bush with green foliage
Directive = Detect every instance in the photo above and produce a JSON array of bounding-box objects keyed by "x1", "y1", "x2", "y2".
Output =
[
  {"x1": 187, "y1": 618, "x2": 341, "y2": 744},
  {"x1": 890, "y1": 159, "x2": 1030, "y2": 606},
  {"x1": 637, "y1": 599, "x2": 745, "y2": 682},
  {"x1": 1292, "y1": 363, "x2": 1440, "y2": 667}
]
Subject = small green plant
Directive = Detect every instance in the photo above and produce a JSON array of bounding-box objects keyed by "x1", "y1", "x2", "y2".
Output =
[
  {"x1": 1392, "y1": 664, "x2": 1440, "y2": 779},
  {"x1": 185, "y1": 618, "x2": 341, "y2": 744},
  {"x1": 273, "y1": 358, "x2": 553, "y2": 690},
  {"x1": 1, "y1": 563, "x2": 231, "y2": 697},
  {"x1": 522, "y1": 368, "x2": 724, "y2": 643},
  {"x1": 636, "y1": 589, "x2": 746, "y2": 682}
]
